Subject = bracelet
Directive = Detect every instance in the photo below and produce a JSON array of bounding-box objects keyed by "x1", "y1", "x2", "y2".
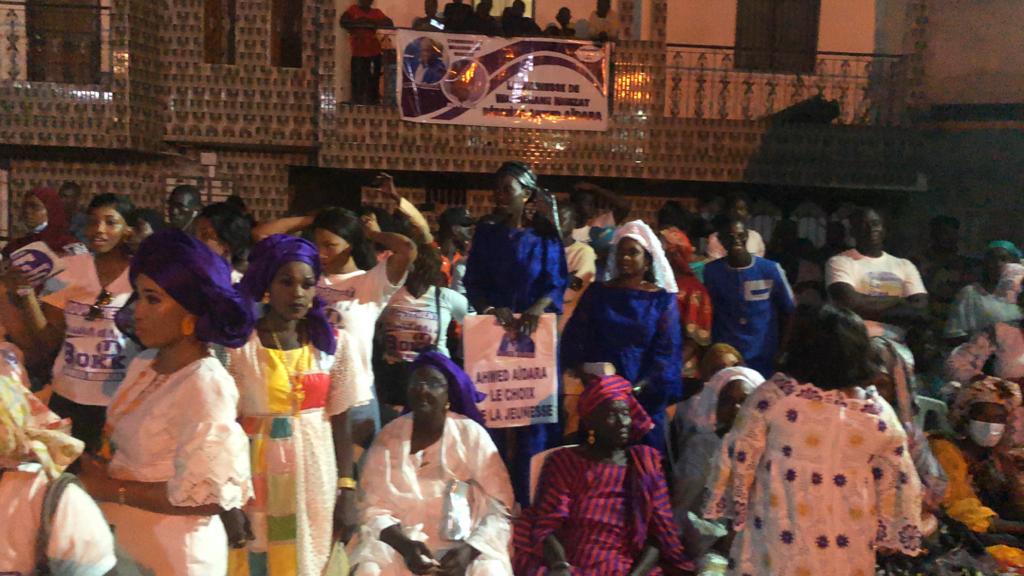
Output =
[
  {"x1": 482, "y1": 306, "x2": 496, "y2": 315},
  {"x1": 337, "y1": 477, "x2": 357, "y2": 491},
  {"x1": 117, "y1": 484, "x2": 127, "y2": 506},
  {"x1": 549, "y1": 561, "x2": 571, "y2": 571}
]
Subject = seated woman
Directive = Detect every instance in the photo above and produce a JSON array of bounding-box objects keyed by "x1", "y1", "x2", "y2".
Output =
[
  {"x1": 514, "y1": 375, "x2": 693, "y2": 576},
  {"x1": 930, "y1": 376, "x2": 1024, "y2": 569},
  {"x1": 77, "y1": 230, "x2": 254, "y2": 575},
  {"x1": 561, "y1": 221, "x2": 683, "y2": 452},
  {"x1": 670, "y1": 366, "x2": 764, "y2": 566},
  {"x1": 348, "y1": 351, "x2": 515, "y2": 576}
]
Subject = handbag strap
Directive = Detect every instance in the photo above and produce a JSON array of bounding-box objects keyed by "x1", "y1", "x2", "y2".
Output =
[
  {"x1": 434, "y1": 286, "x2": 443, "y2": 347},
  {"x1": 35, "y1": 472, "x2": 81, "y2": 575}
]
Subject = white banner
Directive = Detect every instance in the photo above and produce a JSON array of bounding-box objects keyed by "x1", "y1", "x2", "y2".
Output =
[
  {"x1": 463, "y1": 313, "x2": 558, "y2": 428},
  {"x1": 396, "y1": 30, "x2": 610, "y2": 131}
]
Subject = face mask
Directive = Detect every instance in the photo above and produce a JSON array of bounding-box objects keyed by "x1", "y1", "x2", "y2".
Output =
[{"x1": 968, "y1": 420, "x2": 1005, "y2": 447}]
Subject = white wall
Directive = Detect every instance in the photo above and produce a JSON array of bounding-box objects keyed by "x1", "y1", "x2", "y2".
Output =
[
  {"x1": 666, "y1": 0, "x2": 879, "y2": 54},
  {"x1": 535, "y1": 0, "x2": 615, "y2": 31},
  {"x1": 923, "y1": 0, "x2": 1024, "y2": 104}
]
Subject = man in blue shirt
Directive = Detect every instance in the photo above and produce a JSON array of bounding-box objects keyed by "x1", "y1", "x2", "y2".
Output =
[{"x1": 704, "y1": 218, "x2": 796, "y2": 377}]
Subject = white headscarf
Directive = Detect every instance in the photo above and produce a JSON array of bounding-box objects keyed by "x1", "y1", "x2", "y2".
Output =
[
  {"x1": 605, "y1": 220, "x2": 679, "y2": 293},
  {"x1": 689, "y1": 366, "x2": 765, "y2": 434}
]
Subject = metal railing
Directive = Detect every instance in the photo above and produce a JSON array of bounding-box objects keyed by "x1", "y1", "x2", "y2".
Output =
[
  {"x1": 1, "y1": 0, "x2": 112, "y2": 85},
  {"x1": 665, "y1": 44, "x2": 908, "y2": 125}
]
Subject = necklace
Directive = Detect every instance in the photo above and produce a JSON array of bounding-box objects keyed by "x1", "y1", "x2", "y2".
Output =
[{"x1": 270, "y1": 330, "x2": 306, "y2": 416}]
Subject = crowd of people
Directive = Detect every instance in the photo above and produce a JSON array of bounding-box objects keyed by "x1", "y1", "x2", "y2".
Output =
[{"x1": 1, "y1": 161, "x2": 1024, "y2": 576}]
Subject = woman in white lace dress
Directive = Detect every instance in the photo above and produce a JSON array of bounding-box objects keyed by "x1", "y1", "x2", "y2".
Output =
[
  {"x1": 704, "y1": 305, "x2": 923, "y2": 576},
  {"x1": 77, "y1": 230, "x2": 256, "y2": 575}
]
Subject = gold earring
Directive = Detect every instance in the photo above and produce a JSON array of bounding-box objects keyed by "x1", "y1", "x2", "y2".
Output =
[
  {"x1": 181, "y1": 316, "x2": 196, "y2": 337},
  {"x1": 587, "y1": 430, "x2": 596, "y2": 445}
]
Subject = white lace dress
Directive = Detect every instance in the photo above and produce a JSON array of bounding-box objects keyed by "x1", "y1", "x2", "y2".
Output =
[{"x1": 102, "y1": 352, "x2": 252, "y2": 576}]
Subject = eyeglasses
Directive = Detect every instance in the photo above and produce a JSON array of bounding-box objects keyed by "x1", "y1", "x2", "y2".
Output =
[{"x1": 86, "y1": 289, "x2": 113, "y2": 321}]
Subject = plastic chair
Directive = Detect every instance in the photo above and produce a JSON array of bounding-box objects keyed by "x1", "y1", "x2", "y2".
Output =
[{"x1": 528, "y1": 445, "x2": 578, "y2": 504}]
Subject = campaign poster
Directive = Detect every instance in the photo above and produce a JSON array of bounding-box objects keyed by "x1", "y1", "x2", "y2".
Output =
[
  {"x1": 463, "y1": 313, "x2": 558, "y2": 428},
  {"x1": 397, "y1": 30, "x2": 610, "y2": 131}
]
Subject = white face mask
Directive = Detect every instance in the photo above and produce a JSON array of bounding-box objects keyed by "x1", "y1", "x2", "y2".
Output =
[{"x1": 968, "y1": 420, "x2": 1005, "y2": 447}]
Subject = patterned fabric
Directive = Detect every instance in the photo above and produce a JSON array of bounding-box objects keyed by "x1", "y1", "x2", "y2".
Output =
[
  {"x1": 704, "y1": 374, "x2": 922, "y2": 576},
  {"x1": 661, "y1": 227, "x2": 712, "y2": 346},
  {"x1": 229, "y1": 330, "x2": 364, "y2": 576},
  {"x1": 949, "y1": 375, "x2": 1023, "y2": 429},
  {"x1": 578, "y1": 375, "x2": 655, "y2": 443},
  {"x1": 0, "y1": 345, "x2": 83, "y2": 478},
  {"x1": 513, "y1": 446, "x2": 693, "y2": 576}
]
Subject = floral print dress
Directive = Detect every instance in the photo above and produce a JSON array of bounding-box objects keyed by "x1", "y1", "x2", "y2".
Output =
[{"x1": 704, "y1": 374, "x2": 923, "y2": 576}]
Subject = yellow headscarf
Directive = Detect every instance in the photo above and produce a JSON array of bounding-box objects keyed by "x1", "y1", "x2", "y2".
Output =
[{"x1": 0, "y1": 345, "x2": 83, "y2": 479}]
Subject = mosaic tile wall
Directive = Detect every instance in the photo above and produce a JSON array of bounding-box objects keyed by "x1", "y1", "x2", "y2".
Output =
[
  {"x1": 160, "y1": 0, "x2": 325, "y2": 147},
  {"x1": 3, "y1": 0, "x2": 923, "y2": 232}
]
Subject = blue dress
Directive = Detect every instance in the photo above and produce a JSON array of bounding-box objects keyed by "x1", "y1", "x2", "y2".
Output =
[
  {"x1": 560, "y1": 282, "x2": 683, "y2": 452},
  {"x1": 463, "y1": 221, "x2": 568, "y2": 505},
  {"x1": 463, "y1": 221, "x2": 568, "y2": 314}
]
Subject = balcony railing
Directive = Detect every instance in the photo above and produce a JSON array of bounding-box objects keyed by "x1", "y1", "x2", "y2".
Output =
[
  {"x1": 665, "y1": 44, "x2": 907, "y2": 126},
  {"x1": 1, "y1": 0, "x2": 112, "y2": 86}
]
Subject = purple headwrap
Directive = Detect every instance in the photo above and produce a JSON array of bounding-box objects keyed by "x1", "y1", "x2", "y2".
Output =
[
  {"x1": 238, "y1": 234, "x2": 337, "y2": 355},
  {"x1": 116, "y1": 229, "x2": 254, "y2": 348},
  {"x1": 410, "y1": 351, "x2": 486, "y2": 425}
]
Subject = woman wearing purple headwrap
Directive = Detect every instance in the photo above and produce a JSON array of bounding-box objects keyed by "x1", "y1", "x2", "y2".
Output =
[
  {"x1": 75, "y1": 229, "x2": 255, "y2": 575},
  {"x1": 228, "y1": 234, "x2": 370, "y2": 576},
  {"x1": 348, "y1": 351, "x2": 515, "y2": 576}
]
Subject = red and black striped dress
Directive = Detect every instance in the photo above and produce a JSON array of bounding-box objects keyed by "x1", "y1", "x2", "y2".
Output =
[{"x1": 514, "y1": 445, "x2": 693, "y2": 575}]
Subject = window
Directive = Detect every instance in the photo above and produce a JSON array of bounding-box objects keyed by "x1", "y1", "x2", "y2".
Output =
[
  {"x1": 204, "y1": 0, "x2": 237, "y2": 64},
  {"x1": 735, "y1": 0, "x2": 821, "y2": 74},
  {"x1": 26, "y1": 0, "x2": 101, "y2": 84},
  {"x1": 270, "y1": 0, "x2": 302, "y2": 68}
]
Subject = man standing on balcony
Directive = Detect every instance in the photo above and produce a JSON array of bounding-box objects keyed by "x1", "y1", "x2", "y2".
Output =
[
  {"x1": 341, "y1": 0, "x2": 394, "y2": 105},
  {"x1": 443, "y1": 0, "x2": 474, "y2": 33},
  {"x1": 586, "y1": 0, "x2": 619, "y2": 41},
  {"x1": 411, "y1": 0, "x2": 443, "y2": 31}
]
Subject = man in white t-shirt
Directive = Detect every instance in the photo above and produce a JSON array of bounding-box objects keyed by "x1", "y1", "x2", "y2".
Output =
[
  {"x1": 826, "y1": 207, "x2": 928, "y2": 341},
  {"x1": 705, "y1": 194, "x2": 766, "y2": 260}
]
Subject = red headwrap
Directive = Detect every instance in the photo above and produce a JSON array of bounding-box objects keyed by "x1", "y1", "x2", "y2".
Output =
[
  {"x1": 2, "y1": 187, "x2": 79, "y2": 258},
  {"x1": 578, "y1": 375, "x2": 654, "y2": 442}
]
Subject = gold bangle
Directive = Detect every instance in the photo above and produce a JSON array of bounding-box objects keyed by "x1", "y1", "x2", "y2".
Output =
[
  {"x1": 117, "y1": 484, "x2": 127, "y2": 506},
  {"x1": 337, "y1": 477, "x2": 357, "y2": 491}
]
